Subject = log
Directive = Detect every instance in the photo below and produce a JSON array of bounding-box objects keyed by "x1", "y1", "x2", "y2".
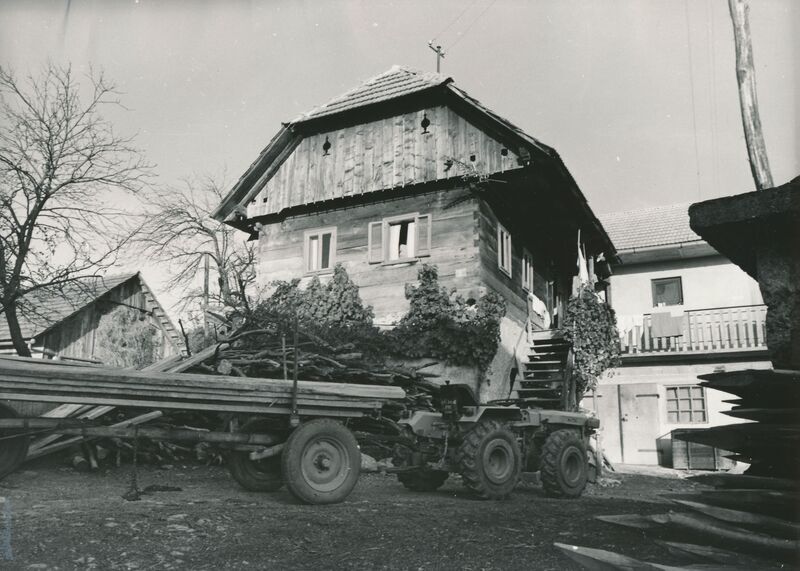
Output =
[
  {"x1": 655, "y1": 541, "x2": 770, "y2": 567},
  {"x1": 687, "y1": 473, "x2": 800, "y2": 492},
  {"x1": 670, "y1": 499, "x2": 800, "y2": 539},
  {"x1": 0, "y1": 358, "x2": 405, "y2": 400},
  {"x1": 26, "y1": 410, "x2": 164, "y2": 460}
]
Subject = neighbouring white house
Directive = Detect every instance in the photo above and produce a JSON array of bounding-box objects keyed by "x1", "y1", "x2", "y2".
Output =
[{"x1": 586, "y1": 203, "x2": 771, "y2": 469}]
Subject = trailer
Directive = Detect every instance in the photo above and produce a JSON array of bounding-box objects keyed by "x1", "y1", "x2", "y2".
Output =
[{"x1": 0, "y1": 355, "x2": 405, "y2": 505}]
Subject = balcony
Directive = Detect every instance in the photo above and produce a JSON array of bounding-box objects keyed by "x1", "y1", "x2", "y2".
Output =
[{"x1": 618, "y1": 304, "x2": 768, "y2": 356}]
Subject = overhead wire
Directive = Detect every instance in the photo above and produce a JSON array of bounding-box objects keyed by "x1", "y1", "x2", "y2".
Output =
[
  {"x1": 446, "y1": 0, "x2": 499, "y2": 51},
  {"x1": 684, "y1": 0, "x2": 703, "y2": 200},
  {"x1": 431, "y1": 0, "x2": 482, "y2": 45}
]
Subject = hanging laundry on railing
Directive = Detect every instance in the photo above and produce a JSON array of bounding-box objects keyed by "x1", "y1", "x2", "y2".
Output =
[{"x1": 651, "y1": 312, "x2": 683, "y2": 338}]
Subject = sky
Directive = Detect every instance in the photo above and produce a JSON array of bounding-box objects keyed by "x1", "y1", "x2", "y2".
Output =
[{"x1": 1, "y1": 0, "x2": 797, "y2": 318}]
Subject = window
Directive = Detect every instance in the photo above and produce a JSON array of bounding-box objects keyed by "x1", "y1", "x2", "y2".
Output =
[
  {"x1": 304, "y1": 227, "x2": 336, "y2": 273},
  {"x1": 522, "y1": 249, "x2": 534, "y2": 291},
  {"x1": 651, "y1": 277, "x2": 683, "y2": 307},
  {"x1": 497, "y1": 223, "x2": 512, "y2": 277},
  {"x1": 666, "y1": 385, "x2": 707, "y2": 423},
  {"x1": 368, "y1": 213, "x2": 431, "y2": 264}
]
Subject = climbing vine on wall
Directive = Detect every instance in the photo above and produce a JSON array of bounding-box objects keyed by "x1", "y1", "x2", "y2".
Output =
[
  {"x1": 559, "y1": 286, "x2": 621, "y2": 398},
  {"x1": 390, "y1": 264, "x2": 506, "y2": 373},
  {"x1": 249, "y1": 264, "x2": 505, "y2": 373},
  {"x1": 94, "y1": 306, "x2": 163, "y2": 369}
]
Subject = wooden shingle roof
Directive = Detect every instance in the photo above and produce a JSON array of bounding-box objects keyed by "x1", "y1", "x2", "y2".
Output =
[
  {"x1": 296, "y1": 66, "x2": 450, "y2": 122},
  {"x1": 600, "y1": 203, "x2": 703, "y2": 252}
]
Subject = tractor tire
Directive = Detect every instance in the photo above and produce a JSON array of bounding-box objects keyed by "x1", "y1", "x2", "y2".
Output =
[
  {"x1": 397, "y1": 469, "x2": 449, "y2": 492},
  {"x1": 457, "y1": 419, "x2": 521, "y2": 500},
  {"x1": 281, "y1": 419, "x2": 361, "y2": 505},
  {"x1": 227, "y1": 418, "x2": 284, "y2": 492},
  {"x1": 0, "y1": 403, "x2": 28, "y2": 480},
  {"x1": 541, "y1": 429, "x2": 589, "y2": 498}
]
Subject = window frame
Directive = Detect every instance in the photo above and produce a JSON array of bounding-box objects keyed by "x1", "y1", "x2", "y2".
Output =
[
  {"x1": 521, "y1": 248, "x2": 534, "y2": 292},
  {"x1": 497, "y1": 223, "x2": 512, "y2": 278},
  {"x1": 651, "y1": 276, "x2": 684, "y2": 307},
  {"x1": 368, "y1": 212, "x2": 432, "y2": 265},
  {"x1": 665, "y1": 385, "x2": 707, "y2": 424},
  {"x1": 303, "y1": 226, "x2": 337, "y2": 275}
]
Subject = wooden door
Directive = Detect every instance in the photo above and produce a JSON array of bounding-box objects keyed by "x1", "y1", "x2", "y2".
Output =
[{"x1": 618, "y1": 383, "x2": 660, "y2": 465}]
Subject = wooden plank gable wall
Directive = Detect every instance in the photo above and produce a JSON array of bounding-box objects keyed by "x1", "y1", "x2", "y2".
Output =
[{"x1": 247, "y1": 105, "x2": 522, "y2": 218}]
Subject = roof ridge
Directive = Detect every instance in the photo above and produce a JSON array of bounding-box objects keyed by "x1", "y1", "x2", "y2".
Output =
[
  {"x1": 294, "y1": 65, "x2": 451, "y2": 123},
  {"x1": 600, "y1": 201, "x2": 695, "y2": 220}
]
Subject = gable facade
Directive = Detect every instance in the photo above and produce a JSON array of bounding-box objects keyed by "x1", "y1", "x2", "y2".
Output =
[{"x1": 217, "y1": 66, "x2": 616, "y2": 400}]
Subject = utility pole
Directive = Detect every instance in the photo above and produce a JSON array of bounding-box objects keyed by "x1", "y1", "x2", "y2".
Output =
[
  {"x1": 428, "y1": 41, "x2": 445, "y2": 73},
  {"x1": 728, "y1": 0, "x2": 773, "y2": 190}
]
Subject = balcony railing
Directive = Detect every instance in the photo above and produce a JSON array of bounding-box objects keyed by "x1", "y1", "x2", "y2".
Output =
[{"x1": 619, "y1": 304, "x2": 767, "y2": 354}]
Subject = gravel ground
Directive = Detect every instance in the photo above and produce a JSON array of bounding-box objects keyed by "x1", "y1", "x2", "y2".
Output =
[{"x1": 0, "y1": 461, "x2": 709, "y2": 570}]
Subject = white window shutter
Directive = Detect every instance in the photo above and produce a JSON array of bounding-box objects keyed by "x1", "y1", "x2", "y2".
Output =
[
  {"x1": 415, "y1": 214, "x2": 432, "y2": 257},
  {"x1": 368, "y1": 221, "x2": 384, "y2": 264}
]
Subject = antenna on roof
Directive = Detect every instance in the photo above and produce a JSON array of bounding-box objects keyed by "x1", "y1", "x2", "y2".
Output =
[{"x1": 428, "y1": 41, "x2": 445, "y2": 73}]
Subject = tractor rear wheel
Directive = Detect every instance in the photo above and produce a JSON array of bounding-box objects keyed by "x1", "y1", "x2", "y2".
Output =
[
  {"x1": 227, "y1": 418, "x2": 284, "y2": 492},
  {"x1": 397, "y1": 469, "x2": 449, "y2": 492},
  {"x1": 281, "y1": 419, "x2": 361, "y2": 505},
  {"x1": 541, "y1": 429, "x2": 589, "y2": 498},
  {"x1": 457, "y1": 419, "x2": 521, "y2": 500}
]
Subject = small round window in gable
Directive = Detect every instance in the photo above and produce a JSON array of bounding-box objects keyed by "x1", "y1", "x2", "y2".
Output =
[{"x1": 322, "y1": 136, "x2": 331, "y2": 156}]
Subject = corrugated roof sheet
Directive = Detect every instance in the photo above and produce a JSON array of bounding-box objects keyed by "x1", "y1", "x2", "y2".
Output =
[
  {"x1": 0, "y1": 274, "x2": 137, "y2": 341},
  {"x1": 296, "y1": 65, "x2": 450, "y2": 122},
  {"x1": 599, "y1": 203, "x2": 702, "y2": 251}
]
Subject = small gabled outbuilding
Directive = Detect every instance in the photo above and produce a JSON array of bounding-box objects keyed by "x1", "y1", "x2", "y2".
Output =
[
  {"x1": 214, "y1": 66, "x2": 616, "y2": 400},
  {"x1": 0, "y1": 272, "x2": 182, "y2": 363}
]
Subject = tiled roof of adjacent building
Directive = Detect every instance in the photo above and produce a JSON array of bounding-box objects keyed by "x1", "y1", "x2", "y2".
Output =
[
  {"x1": 599, "y1": 203, "x2": 703, "y2": 252},
  {"x1": 296, "y1": 65, "x2": 450, "y2": 122},
  {"x1": 0, "y1": 273, "x2": 138, "y2": 341}
]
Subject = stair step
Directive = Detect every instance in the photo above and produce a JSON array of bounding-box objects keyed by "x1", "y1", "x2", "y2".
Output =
[
  {"x1": 529, "y1": 329, "x2": 563, "y2": 339},
  {"x1": 519, "y1": 379, "x2": 564, "y2": 388},
  {"x1": 523, "y1": 371, "x2": 563, "y2": 379},
  {"x1": 524, "y1": 359, "x2": 563, "y2": 365}
]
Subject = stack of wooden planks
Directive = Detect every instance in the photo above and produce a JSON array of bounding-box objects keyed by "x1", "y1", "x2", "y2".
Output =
[
  {"x1": 675, "y1": 368, "x2": 800, "y2": 478},
  {"x1": 557, "y1": 473, "x2": 800, "y2": 569},
  {"x1": 0, "y1": 356, "x2": 406, "y2": 419}
]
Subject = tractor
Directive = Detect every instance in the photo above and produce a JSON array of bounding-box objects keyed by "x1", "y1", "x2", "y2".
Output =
[{"x1": 391, "y1": 382, "x2": 599, "y2": 499}]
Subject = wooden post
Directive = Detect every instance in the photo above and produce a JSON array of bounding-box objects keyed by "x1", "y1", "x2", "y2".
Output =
[
  {"x1": 728, "y1": 0, "x2": 773, "y2": 190},
  {"x1": 592, "y1": 388, "x2": 603, "y2": 478}
]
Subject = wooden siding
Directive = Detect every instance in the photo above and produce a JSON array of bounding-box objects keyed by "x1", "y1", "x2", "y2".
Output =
[
  {"x1": 247, "y1": 106, "x2": 522, "y2": 218},
  {"x1": 40, "y1": 280, "x2": 179, "y2": 362},
  {"x1": 256, "y1": 188, "x2": 482, "y2": 323}
]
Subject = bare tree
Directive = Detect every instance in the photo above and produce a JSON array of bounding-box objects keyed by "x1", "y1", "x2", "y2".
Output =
[
  {"x1": 0, "y1": 64, "x2": 150, "y2": 356},
  {"x1": 138, "y1": 174, "x2": 257, "y2": 316}
]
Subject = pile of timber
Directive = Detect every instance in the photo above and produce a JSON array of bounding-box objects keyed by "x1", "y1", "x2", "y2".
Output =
[
  {"x1": 177, "y1": 332, "x2": 440, "y2": 417},
  {"x1": 556, "y1": 473, "x2": 800, "y2": 569},
  {"x1": 675, "y1": 368, "x2": 800, "y2": 478},
  {"x1": 0, "y1": 356, "x2": 406, "y2": 419}
]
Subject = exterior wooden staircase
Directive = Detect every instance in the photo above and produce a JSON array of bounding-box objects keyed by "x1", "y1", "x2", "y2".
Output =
[{"x1": 517, "y1": 330, "x2": 571, "y2": 409}]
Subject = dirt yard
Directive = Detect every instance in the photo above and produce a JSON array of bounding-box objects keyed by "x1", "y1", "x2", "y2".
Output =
[{"x1": 0, "y1": 462, "x2": 708, "y2": 570}]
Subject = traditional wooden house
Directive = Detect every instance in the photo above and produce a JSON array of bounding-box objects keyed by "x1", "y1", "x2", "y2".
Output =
[
  {"x1": 213, "y1": 66, "x2": 616, "y2": 400},
  {"x1": 0, "y1": 272, "x2": 182, "y2": 363}
]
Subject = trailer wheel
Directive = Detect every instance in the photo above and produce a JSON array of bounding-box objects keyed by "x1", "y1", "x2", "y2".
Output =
[
  {"x1": 541, "y1": 429, "x2": 588, "y2": 498},
  {"x1": 0, "y1": 403, "x2": 29, "y2": 480},
  {"x1": 227, "y1": 418, "x2": 284, "y2": 492},
  {"x1": 398, "y1": 469, "x2": 449, "y2": 492},
  {"x1": 281, "y1": 419, "x2": 360, "y2": 505},
  {"x1": 457, "y1": 419, "x2": 521, "y2": 500}
]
